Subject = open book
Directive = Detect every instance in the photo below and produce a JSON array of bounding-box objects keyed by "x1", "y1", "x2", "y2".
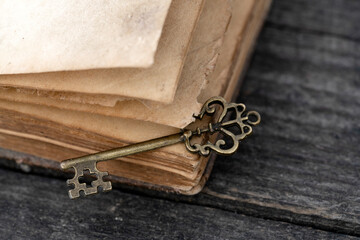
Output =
[{"x1": 0, "y1": 0, "x2": 271, "y2": 194}]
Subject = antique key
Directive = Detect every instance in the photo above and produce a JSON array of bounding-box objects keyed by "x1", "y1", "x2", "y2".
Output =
[{"x1": 61, "y1": 96, "x2": 261, "y2": 199}]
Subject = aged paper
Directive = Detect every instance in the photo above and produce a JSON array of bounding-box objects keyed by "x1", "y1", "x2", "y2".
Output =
[
  {"x1": 0, "y1": 0, "x2": 203, "y2": 103},
  {"x1": 0, "y1": 0, "x2": 233, "y2": 128},
  {"x1": 0, "y1": 0, "x2": 171, "y2": 74}
]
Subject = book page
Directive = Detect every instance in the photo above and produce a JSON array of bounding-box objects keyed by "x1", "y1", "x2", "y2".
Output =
[
  {"x1": 0, "y1": 0, "x2": 171, "y2": 74},
  {"x1": 0, "y1": 0, "x2": 203, "y2": 103},
  {"x1": 0, "y1": 0, "x2": 233, "y2": 128}
]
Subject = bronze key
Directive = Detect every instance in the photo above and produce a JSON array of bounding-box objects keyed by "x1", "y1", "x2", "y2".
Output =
[{"x1": 61, "y1": 96, "x2": 261, "y2": 199}]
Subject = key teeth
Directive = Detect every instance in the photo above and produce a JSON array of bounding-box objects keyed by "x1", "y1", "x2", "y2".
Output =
[
  {"x1": 68, "y1": 189, "x2": 80, "y2": 199},
  {"x1": 97, "y1": 180, "x2": 112, "y2": 192},
  {"x1": 67, "y1": 180, "x2": 112, "y2": 199},
  {"x1": 64, "y1": 161, "x2": 112, "y2": 199},
  {"x1": 66, "y1": 179, "x2": 72, "y2": 185}
]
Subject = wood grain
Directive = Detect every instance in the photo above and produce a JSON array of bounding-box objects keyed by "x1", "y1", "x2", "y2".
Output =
[
  {"x1": 0, "y1": 168, "x2": 356, "y2": 240},
  {"x1": 193, "y1": 0, "x2": 360, "y2": 235}
]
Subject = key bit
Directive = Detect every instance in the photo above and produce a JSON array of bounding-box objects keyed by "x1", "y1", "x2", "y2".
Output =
[
  {"x1": 66, "y1": 160, "x2": 111, "y2": 199},
  {"x1": 61, "y1": 96, "x2": 261, "y2": 199}
]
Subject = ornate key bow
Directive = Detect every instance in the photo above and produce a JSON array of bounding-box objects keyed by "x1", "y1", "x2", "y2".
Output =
[{"x1": 61, "y1": 96, "x2": 261, "y2": 199}]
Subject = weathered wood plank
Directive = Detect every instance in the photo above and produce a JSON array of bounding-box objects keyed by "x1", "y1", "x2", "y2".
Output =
[
  {"x1": 0, "y1": 168, "x2": 356, "y2": 240},
  {"x1": 268, "y1": 0, "x2": 360, "y2": 40},
  {"x1": 183, "y1": 0, "x2": 360, "y2": 235}
]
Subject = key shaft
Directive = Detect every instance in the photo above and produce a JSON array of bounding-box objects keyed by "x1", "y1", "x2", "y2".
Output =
[{"x1": 61, "y1": 133, "x2": 184, "y2": 170}]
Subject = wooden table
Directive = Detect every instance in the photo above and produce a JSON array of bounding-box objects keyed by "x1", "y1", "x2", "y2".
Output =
[{"x1": 1, "y1": 0, "x2": 359, "y2": 238}]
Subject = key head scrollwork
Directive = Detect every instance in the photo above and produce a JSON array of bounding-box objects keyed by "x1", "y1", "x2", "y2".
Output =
[{"x1": 183, "y1": 96, "x2": 261, "y2": 156}]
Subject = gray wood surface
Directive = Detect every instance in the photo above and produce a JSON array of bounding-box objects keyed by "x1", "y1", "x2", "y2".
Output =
[
  {"x1": 1, "y1": 0, "x2": 359, "y2": 238},
  {"x1": 121, "y1": 0, "x2": 360, "y2": 235},
  {"x1": 0, "y1": 168, "x2": 356, "y2": 240},
  {"x1": 189, "y1": 0, "x2": 360, "y2": 235}
]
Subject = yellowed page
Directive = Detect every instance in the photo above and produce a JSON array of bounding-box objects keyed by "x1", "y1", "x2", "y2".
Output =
[
  {"x1": 0, "y1": 0, "x2": 171, "y2": 74},
  {"x1": 198, "y1": 0, "x2": 256, "y2": 102},
  {"x1": 0, "y1": 0, "x2": 233, "y2": 128},
  {"x1": 0, "y1": 0, "x2": 203, "y2": 103}
]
